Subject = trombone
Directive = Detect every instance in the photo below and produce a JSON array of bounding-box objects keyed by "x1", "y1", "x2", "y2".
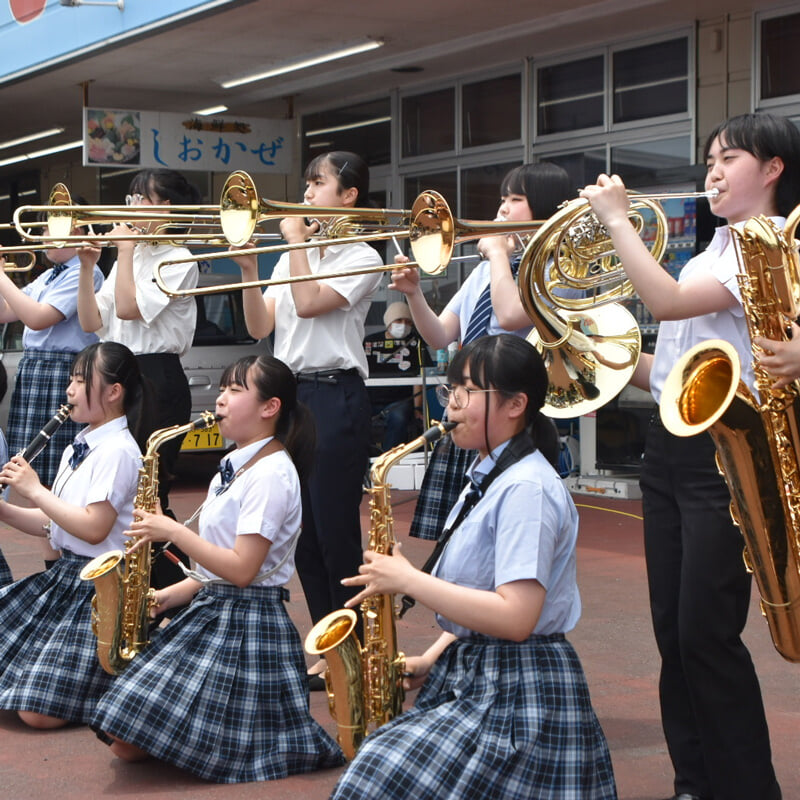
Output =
[
  {"x1": 0, "y1": 246, "x2": 36, "y2": 272},
  {"x1": 152, "y1": 179, "x2": 549, "y2": 298}
]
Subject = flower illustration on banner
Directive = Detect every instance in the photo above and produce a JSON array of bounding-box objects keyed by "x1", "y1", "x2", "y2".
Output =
[
  {"x1": 9, "y1": 1, "x2": 47, "y2": 24},
  {"x1": 86, "y1": 110, "x2": 141, "y2": 165}
]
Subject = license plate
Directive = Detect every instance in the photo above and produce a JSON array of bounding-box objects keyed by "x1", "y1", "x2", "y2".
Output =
[{"x1": 180, "y1": 422, "x2": 224, "y2": 451}]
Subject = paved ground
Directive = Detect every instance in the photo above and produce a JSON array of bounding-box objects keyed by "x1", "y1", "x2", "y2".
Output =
[{"x1": 0, "y1": 477, "x2": 798, "y2": 799}]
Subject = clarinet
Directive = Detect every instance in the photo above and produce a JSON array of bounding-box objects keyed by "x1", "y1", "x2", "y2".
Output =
[{"x1": 1, "y1": 403, "x2": 74, "y2": 487}]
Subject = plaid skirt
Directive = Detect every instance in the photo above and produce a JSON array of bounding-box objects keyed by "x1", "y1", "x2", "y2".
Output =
[
  {"x1": 331, "y1": 634, "x2": 618, "y2": 800},
  {"x1": 0, "y1": 548, "x2": 12, "y2": 587},
  {"x1": 91, "y1": 583, "x2": 344, "y2": 783},
  {"x1": 409, "y1": 435, "x2": 475, "y2": 540},
  {"x1": 7, "y1": 351, "x2": 84, "y2": 487},
  {"x1": 0, "y1": 550, "x2": 115, "y2": 722}
]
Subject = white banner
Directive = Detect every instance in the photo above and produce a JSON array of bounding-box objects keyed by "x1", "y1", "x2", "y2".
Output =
[{"x1": 82, "y1": 108, "x2": 294, "y2": 173}]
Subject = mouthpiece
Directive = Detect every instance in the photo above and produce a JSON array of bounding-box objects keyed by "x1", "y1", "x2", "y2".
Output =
[{"x1": 705, "y1": 188, "x2": 720, "y2": 198}]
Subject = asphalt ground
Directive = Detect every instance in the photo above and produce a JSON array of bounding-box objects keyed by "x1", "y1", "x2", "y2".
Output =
[{"x1": 0, "y1": 476, "x2": 797, "y2": 799}]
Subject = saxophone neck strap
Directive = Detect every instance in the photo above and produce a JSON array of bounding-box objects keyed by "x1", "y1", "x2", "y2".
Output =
[{"x1": 399, "y1": 431, "x2": 536, "y2": 618}]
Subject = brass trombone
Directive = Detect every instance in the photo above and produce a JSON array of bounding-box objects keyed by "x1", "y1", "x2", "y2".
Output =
[
  {"x1": 0, "y1": 246, "x2": 36, "y2": 272},
  {"x1": 152, "y1": 178, "x2": 549, "y2": 298}
]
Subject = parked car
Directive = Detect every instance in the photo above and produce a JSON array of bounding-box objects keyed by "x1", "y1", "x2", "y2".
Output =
[{"x1": 0, "y1": 272, "x2": 270, "y2": 457}]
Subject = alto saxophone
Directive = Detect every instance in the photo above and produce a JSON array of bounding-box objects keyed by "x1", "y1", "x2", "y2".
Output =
[
  {"x1": 305, "y1": 420, "x2": 456, "y2": 759},
  {"x1": 660, "y1": 212, "x2": 800, "y2": 661},
  {"x1": 80, "y1": 411, "x2": 218, "y2": 675}
]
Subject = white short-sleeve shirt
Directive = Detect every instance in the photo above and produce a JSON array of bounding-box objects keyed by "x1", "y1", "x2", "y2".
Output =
[
  {"x1": 196, "y1": 438, "x2": 302, "y2": 587},
  {"x1": 265, "y1": 241, "x2": 382, "y2": 377},
  {"x1": 95, "y1": 243, "x2": 198, "y2": 356},
  {"x1": 648, "y1": 221, "x2": 782, "y2": 404},
  {"x1": 49, "y1": 415, "x2": 141, "y2": 557}
]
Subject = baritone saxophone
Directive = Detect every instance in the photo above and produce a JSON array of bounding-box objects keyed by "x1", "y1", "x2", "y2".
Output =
[
  {"x1": 80, "y1": 411, "x2": 218, "y2": 675},
  {"x1": 660, "y1": 212, "x2": 800, "y2": 661},
  {"x1": 304, "y1": 420, "x2": 456, "y2": 759}
]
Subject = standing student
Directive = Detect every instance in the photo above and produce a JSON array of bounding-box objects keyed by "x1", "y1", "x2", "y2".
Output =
[
  {"x1": 77, "y1": 168, "x2": 199, "y2": 588},
  {"x1": 232, "y1": 151, "x2": 382, "y2": 684},
  {"x1": 330, "y1": 334, "x2": 617, "y2": 800},
  {"x1": 90, "y1": 354, "x2": 344, "y2": 783},
  {"x1": 580, "y1": 111, "x2": 800, "y2": 800},
  {"x1": 0, "y1": 226, "x2": 103, "y2": 573},
  {"x1": 0, "y1": 341, "x2": 146, "y2": 729},
  {"x1": 391, "y1": 162, "x2": 570, "y2": 540}
]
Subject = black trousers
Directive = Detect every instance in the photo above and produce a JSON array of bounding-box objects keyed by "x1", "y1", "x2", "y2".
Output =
[
  {"x1": 135, "y1": 353, "x2": 192, "y2": 591},
  {"x1": 640, "y1": 418, "x2": 780, "y2": 800},
  {"x1": 294, "y1": 373, "x2": 370, "y2": 630}
]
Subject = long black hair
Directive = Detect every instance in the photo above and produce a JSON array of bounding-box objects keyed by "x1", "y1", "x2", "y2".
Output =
[
  {"x1": 71, "y1": 341, "x2": 153, "y2": 452},
  {"x1": 703, "y1": 112, "x2": 800, "y2": 217},
  {"x1": 447, "y1": 334, "x2": 559, "y2": 467},
  {"x1": 304, "y1": 150, "x2": 370, "y2": 207},
  {"x1": 220, "y1": 354, "x2": 316, "y2": 483}
]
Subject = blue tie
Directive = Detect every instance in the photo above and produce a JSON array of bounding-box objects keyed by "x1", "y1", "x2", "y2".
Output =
[
  {"x1": 45, "y1": 263, "x2": 70, "y2": 285},
  {"x1": 69, "y1": 440, "x2": 90, "y2": 470},
  {"x1": 461, "y1": 256, "x2": 520, "y2": 346},
  {"x1": 215, "y1": 458, "x2": 235, "y2": 494}
]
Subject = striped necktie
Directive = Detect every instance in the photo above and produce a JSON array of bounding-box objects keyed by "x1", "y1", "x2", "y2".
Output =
[
  {"x1": 461, "y1": 256, "x2": 520, "y2": 346},
  {"x1": 45, "y1": 263, "x2": 69, "y2": 285}
]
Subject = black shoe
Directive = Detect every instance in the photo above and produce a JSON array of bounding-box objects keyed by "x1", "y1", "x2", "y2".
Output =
[{"x1": 307, "y1": 673, "x2": 326, "y2": 692}]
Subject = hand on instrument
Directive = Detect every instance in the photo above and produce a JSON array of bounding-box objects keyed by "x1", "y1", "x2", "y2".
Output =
[
  {"x1": 77, "y1": 243, "x2": 102, "y2": 270},
  {"x1": 108, "y1": 222, "x2": 136, "y2": 254},
  {"x1": 229, "y1": 240, "x2": 259, "y2": 276},
  {"x1": 0, "y1": 456, "x2": 42, "y2": 499},
  {"x1": 579, "y1": 173, "x2": 631, "y2": 229},
  {"x1": 755, "y1": 321, "x2": 800, "y2": 389},
  {"x1": 126, "y1": 506, "x2": 181, "y2": 552},
  {"x1": 149, "y1": 581, "x2": 198, "y2": 618},
  {"x1": 476, "y1": 232, "x2": 516, "y2": 261},
  {"x1": 279, "y1": 215, "x2": 318, "y2": 244},
  {"x1": 341, "y1": 543, "x2": 417, "y2": 607},
  {"x1": 401, "y1": 655, "x2": 433, "y2": 691},
  {"x1": 389, "y1": 255, "x2": 421, "y2": 295}
]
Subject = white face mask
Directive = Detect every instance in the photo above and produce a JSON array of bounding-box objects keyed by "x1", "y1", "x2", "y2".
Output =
[{"x1": 388, "y1": 322, "x2": 412, "y2": 339}]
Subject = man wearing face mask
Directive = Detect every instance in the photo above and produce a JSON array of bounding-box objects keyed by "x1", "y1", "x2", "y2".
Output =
[{"x1": 364, "y1": 301, "x2": 432, "y2": 451}]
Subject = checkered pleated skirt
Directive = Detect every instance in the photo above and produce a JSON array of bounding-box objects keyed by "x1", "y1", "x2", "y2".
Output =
[
  {"x1": 331, "y1": 634, "x2": 618, "y2": 800},
  {"x1": 7, "y1": 351, "x2": 84, "y2": 487},
  {"x1": 0, "y1": 549, "x2": 12, "y2": 587},
  {"x1": 0, "y1": 550, "x2": 115, "y2": 722},
  {"x1": 409, "y1": 435, "x2": 475, "y2": 540},
  {"x1": 91, "y1": 583, "x2": 344, "y2": 783}
]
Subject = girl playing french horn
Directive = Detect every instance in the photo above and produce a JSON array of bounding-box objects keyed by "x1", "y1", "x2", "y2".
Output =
[
  {"x1": 0, "y1": 341, "x2": 146, "y2": 729},
  {"x1": 90, "y1": 354, "x2": 344, "y2": 783}
]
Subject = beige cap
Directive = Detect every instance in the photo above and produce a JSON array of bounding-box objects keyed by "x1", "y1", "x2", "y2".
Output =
[{"x1": 383, "y1": 301, "x2": 412, "y2": 327}]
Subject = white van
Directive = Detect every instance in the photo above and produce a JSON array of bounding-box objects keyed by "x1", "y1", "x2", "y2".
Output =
[{"x1": 0, "y1": 272, "x2": 270, "y2": 456}]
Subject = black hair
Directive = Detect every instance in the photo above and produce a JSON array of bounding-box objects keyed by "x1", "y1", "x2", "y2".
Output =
[
  {"x1": 703, "y1": 112, "x2": 800, "y2": 217},
  {"x1": 220, "y1": 354, "x2": 316, "y2": 483},
  {"x1": 500, "y1": 162, "x2": 571, "y2": 220},
  {"x1": 304, "y1": 150, "x2": 370, "y2": 207},
  {"x1": 447, "y1": 334, "x2": 559, "y2": 467},
  {"x1": 71, "y1": 341, "x2": 153, "y2": 452},
  {"x1": 128, "y1": 169, "x2": 201, "y2": 206}
]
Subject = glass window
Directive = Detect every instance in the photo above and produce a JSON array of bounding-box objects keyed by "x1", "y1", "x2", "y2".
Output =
[
  {"x1": 402, "y1": 89, "x2": 455, "y2": 157},
  {"x1": 761, "y1": 12, "x2": 800, "y2": 100},
  {"x1": 610, "y1": 136, "x2": 691, "y2": 186},
  {"x1": 613, "y1": 38, "x2": 688, "y2": 123},
  {"x1": 537, "y1": 56, "x2": 604, "y2": 135},
  {"x1": 0, "y1": 172, "x2": 39, "y2": 250},
  {"x1": 544, "y1": 149, "x2": 606, "y2": 191},
  {"x1": 460, "y1": 161, "x2": 520, "y2": 220},
  {"x1": 462, "y1": 74, "x2": 521, "y2": 148},
  {"x1": 302, "y1": 98, "x2": 391, "y2": 167}
]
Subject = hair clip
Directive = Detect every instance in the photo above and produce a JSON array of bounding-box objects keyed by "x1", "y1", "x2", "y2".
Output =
[{"x1": 337, "y1": 160, "x2": 349, "y2": 176}]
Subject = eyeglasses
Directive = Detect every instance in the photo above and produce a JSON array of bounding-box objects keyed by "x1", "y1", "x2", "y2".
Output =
[
  {"x1": 125, "y1": 193, "x2": 145, "y2": 206},
  {"x1": 435, "y1": 384, "x2": 497, "y2": 409}
]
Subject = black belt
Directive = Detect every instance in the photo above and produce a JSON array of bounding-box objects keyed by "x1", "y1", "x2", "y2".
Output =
[{"x1": 295, "y1": 368, "x2": 360, "y2": 384}]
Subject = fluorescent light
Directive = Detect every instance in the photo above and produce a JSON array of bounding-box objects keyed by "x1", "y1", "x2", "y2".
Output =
[
  {"x1": 0, "y1": 140, "x2": 82, "y2": 168},
  {"x1": 192, "y1": 105, "x2": 229, "y2": 116},
  {"x1": 305, "y1": 116, "x2": 391, "y2": 137},
  {"x1": 0, "y1": 127, "x2": 65, "y2": 152},
  {"x1": 221, "y1": 38, "x2": 384, "y2": 89}
]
